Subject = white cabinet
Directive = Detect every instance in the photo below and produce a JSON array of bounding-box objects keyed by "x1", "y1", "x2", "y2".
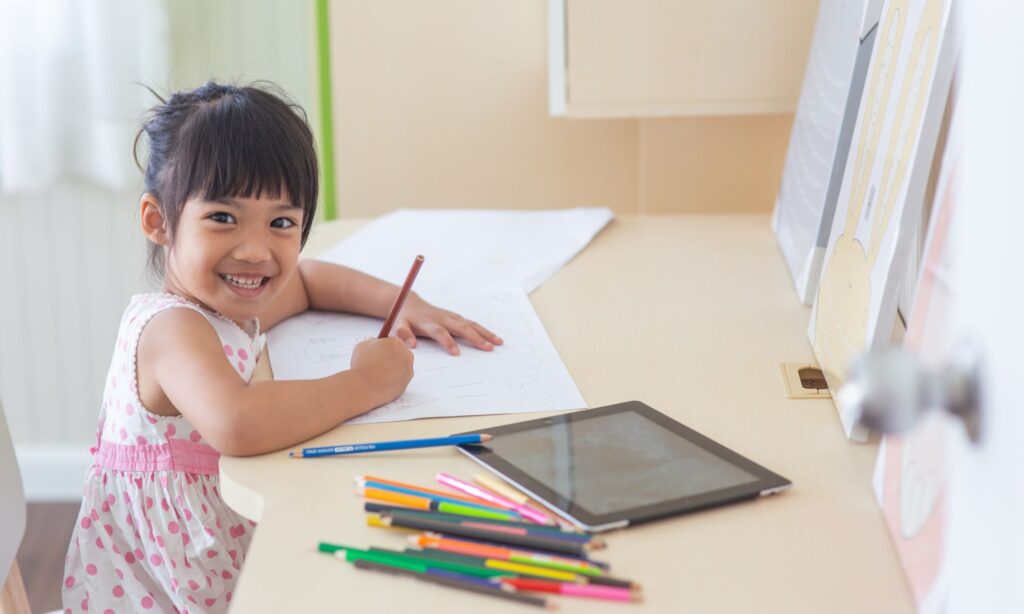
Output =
[{"x1": 549, "y1": 0, "x2": 820, "y2": 117}]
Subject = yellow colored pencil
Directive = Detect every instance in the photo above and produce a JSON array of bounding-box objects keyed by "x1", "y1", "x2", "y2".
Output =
[{"x1": 473, "y1": 473, "x2": 531, "y2": 505}]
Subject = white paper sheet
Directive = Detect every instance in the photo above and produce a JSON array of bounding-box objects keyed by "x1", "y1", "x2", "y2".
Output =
[
  {"x1": 267, "y1": 289, "x2": 586, "y2": 424},
  {"x1": 315, "y1": 207, "x2": 613, "y2": 298}
]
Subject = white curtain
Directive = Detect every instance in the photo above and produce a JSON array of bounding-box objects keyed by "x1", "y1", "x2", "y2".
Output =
[{"x1": 0, "y1": 0, "x2": 169, "y2": 193}]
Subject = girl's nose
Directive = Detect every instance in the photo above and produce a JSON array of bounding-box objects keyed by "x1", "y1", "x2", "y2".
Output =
[{"x1": 233, "y1": 232, "x2": 272, "y2": 263}]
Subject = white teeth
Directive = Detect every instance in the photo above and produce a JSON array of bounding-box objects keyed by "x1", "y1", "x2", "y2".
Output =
[{"x1": 222, "y1": 274, "x2": 264, "y2": 289}]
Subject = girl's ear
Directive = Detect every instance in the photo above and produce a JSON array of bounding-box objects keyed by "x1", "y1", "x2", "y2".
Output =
[{"x1": 140, "y1": 193, "x2": 170, "y2": 246}]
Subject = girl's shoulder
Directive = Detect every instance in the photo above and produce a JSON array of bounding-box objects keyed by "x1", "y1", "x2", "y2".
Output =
[
  {"x1": 120, "y1": 293, "x2": 262, "y2": 378},
  {"x1": 123, "y1": 293, "x2": 257, "y2": 340}
]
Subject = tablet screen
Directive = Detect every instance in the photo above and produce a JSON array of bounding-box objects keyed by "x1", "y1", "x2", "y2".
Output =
[
  {"x1": 493, "y1": 410, "x2": 759, "y2": 515},
  {"x1": 456, "y1": 401, "x2": 790, "y2": 530}
]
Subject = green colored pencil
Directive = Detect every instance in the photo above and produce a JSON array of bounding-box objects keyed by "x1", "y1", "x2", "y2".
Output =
[{"x1": 319, "y1": 542, "x2": 509, "y2": 579}]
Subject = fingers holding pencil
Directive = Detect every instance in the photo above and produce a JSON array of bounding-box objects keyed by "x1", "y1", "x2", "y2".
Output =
[{"x1": 381, "y1": 253, "x2": 504, "y2": 356}]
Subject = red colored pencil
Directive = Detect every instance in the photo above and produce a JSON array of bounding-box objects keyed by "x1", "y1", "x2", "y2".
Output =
[{"x1": 379, "y1": 255, "x2": 424, "y2": 338}]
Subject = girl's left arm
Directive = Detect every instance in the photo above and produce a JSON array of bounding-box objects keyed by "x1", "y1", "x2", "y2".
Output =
[{"x1": 260, "y1": 259, "x2": 502, "y2": 355}]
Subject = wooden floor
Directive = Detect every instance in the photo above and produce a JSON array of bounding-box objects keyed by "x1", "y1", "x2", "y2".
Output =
[{"x1": 16, "y1": 502, "x2": 80, "y2": 613}]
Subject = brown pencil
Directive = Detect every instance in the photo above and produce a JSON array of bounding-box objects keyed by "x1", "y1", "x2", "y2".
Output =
[{"x1": 378, "y1": 255, "x2": 425, "y2": 338}]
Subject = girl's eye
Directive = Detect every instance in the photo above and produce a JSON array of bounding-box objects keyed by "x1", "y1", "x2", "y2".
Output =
[
  {"x1": 208, "y1": 212, "x2": 235, "y2": 224},
  {"x1": 271, "y1": 217, "x2": 298, "y2": 229}
]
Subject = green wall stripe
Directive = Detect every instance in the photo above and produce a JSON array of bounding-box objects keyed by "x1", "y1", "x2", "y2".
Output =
[{"x1": 315, "y1": 0, "x2": 337, "y2": 220}]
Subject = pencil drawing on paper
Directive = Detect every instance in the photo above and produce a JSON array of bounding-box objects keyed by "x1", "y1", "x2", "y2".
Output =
[
  {"x1": 266, "y1": 290, "x2": 584, "y2": 424},
  {"x1": 303, "y1": 335, "x2": 363, "y2": 363}
]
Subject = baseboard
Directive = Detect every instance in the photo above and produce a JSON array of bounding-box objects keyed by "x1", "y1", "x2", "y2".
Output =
[{"x1": 14, "y1": 445, "x2": 92, "y2": 502}]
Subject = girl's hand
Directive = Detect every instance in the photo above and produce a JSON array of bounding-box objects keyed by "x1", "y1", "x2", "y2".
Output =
[
  {"x1": 392, "y1": 295, "x2": 503, "y2": 355},
  {"x1": 350, "y1": 337, "x2": 414, "y2": 405}
]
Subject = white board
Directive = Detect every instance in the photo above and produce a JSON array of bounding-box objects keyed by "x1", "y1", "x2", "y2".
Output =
[{"x1": 773, "y1": 0, "x2": 877, "y2": 305}]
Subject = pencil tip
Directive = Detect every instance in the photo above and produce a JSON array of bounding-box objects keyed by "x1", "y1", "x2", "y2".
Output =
[
  {"x1": 479, "y1": 434, "x2": 492, "y2": 442},
  {"x1": 287, "y1": 451, "x2": 295, "y2": 457}
]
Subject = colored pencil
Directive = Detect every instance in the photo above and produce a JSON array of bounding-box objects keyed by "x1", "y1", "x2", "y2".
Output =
[
  {"x1": 363, "y1": 504, "x2": 597, "y2": 545},
  {"x1": 322, "y1": 544, "x2": 555, "y2": 607},
  {"x1": 501, "y1": 577, "x2": 642, "y2": 602},
  {"x1": 412, "y1": 534, "x2": 607, "y2": 576},
  {"x1": 360, "y1": 547, "x2": 509, "y2": 579},
  {"x1": 321, "y1": 542, "x2": 504, "y2": 578},
  {"x1": 361, "y1": 475, "x2": 512, "y2": 509},
  {"x1": 474, "y1": 473, "x2": 531, "y2": 505},
  {"x1": 396, "y1": 548, "x2": 586, "y2": 582},
  {"x1": 436, "y1": 472, "x2": 553, "y2": 525},
  {"x1": 288, "y1": 433, "x2": 490, "y2": 458},
  {"x1": 457, "y1": 520, "x2": 596, "y2": 545},
  {"x1": 362, "y1": 503, "x2": 593, "y2": 542},
  {"x1": 400, "y1": 545, "x2": 637, "y2": 590},
  {"x1": 351, "y1": 559, "x2": 555, "y2": 608},
  {"x1": 471, "y1": 473, "x2": 585, "y2": 533},
  {"x1": 408, "y1": 526, "x2": 610, "y2": 570},
  {"x1": 359, "y1": 486, "x2": 519, "y2": 522},
  {"x1": 378, "y1": 254, "x2": 424, "y2": 338},
  {"x1": 358, "y1": 478, "x2": 515, "y2": 513},
  {"x1": 368, "y1": 512, "x2": 591, "y2": 556},
  {"x1": 384, "y1": 547, "x2": 578, "y2": 582}
]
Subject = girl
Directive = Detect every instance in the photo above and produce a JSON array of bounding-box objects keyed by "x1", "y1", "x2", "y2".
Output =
[{"x1": 62, "y1": 82, "x2": 502, "y2": 613}]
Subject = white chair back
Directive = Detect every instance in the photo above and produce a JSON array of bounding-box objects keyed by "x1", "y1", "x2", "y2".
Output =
[{"x1": 0, "y1": 398, "x2": 27, "y2": 608}]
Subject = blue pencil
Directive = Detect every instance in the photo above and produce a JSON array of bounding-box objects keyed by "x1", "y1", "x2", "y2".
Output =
[{"x1": 289, "y1": 433, "x2": 492, "y2": 458}]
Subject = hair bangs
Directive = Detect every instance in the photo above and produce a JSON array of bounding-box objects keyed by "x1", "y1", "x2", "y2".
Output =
[{"x1": 172, "y1": 88, "x2": 318, "y2": 242}]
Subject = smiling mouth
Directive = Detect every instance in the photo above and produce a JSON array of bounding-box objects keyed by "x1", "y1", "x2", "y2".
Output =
[{"x1": 219, "y1": 274, "x2": 270, "y2": 290}]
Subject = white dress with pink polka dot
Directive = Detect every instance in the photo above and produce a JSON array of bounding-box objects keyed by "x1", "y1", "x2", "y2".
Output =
[{"x1": 63, "y1": 293, "x2": 262, "y2": 614}]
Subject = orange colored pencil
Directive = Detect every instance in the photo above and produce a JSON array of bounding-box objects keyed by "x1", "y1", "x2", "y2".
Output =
[
  {"x1": 361, "y1": 475, "x2": 509, "y2": 510},
  {"x1": 361, "y1": 487, "x2": 433, "y2": 510}
]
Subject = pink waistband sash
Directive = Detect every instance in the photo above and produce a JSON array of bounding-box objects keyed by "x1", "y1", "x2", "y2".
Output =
[{"x1": 93, "y1": 439, "x2": 220, "y2": 475}]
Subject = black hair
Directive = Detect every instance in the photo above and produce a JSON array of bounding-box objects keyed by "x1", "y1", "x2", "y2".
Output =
[{"x1": 134, "y1": 81, "x2": 319, "y2": 276}]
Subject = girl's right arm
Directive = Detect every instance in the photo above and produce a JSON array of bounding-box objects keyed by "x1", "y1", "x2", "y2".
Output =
[{"x1": 137, "y1": 308, "x2": 413, "y2": 456}]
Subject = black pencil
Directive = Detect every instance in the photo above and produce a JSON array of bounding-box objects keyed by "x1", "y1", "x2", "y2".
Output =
[
  {"x1": 351, "y1": 558, "x2": 556, "y2": 608},
  {"x1": 398, "y1": 547, "x2": 641, "y2": 591},
  {"x1": 371, "y1": 511, "x2": 591, "y2": 556},
  {"x1": 363, "y1": 502, "x2": 601, "y2": 545},
  {"x1": 408, "y1": 531, "x2": 612, "y2": 571}
]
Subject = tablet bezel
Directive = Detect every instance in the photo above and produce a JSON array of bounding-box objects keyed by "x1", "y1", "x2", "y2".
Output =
[{"x1": 454, "y1": 401, "x2": 791, "y2": 532}]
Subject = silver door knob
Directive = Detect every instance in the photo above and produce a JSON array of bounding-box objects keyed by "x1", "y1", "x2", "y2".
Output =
[{"x1": 839, "y1": 340, "x2": 983, "y2": 442}]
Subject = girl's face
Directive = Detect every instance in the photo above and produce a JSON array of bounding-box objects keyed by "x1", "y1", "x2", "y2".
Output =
[{"x1": 160, "y1": 194, "x2": 304, "y2": 324}]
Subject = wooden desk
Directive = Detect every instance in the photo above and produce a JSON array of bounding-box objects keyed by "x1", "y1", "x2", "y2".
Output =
[{"x1": 220, "y1": 215, "x2": 913, "y2": 612}]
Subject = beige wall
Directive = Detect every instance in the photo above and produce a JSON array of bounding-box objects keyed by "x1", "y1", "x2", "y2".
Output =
[{"x1": 328, "y1": 0, "x2": 794, "y2": 218}]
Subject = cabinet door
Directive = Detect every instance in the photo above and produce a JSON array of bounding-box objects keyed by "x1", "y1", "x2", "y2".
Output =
[
  {"x1": 552, "y1": 0, "x2": 819, "y2": 117},
  {"x1": 944, "y1": 3, "x2": 1024, "y2": 608}
]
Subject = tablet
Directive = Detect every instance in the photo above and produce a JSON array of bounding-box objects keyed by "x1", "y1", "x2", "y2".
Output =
[{"x1": 454, "y1": 401, "x2": 791, "y2": 532}]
